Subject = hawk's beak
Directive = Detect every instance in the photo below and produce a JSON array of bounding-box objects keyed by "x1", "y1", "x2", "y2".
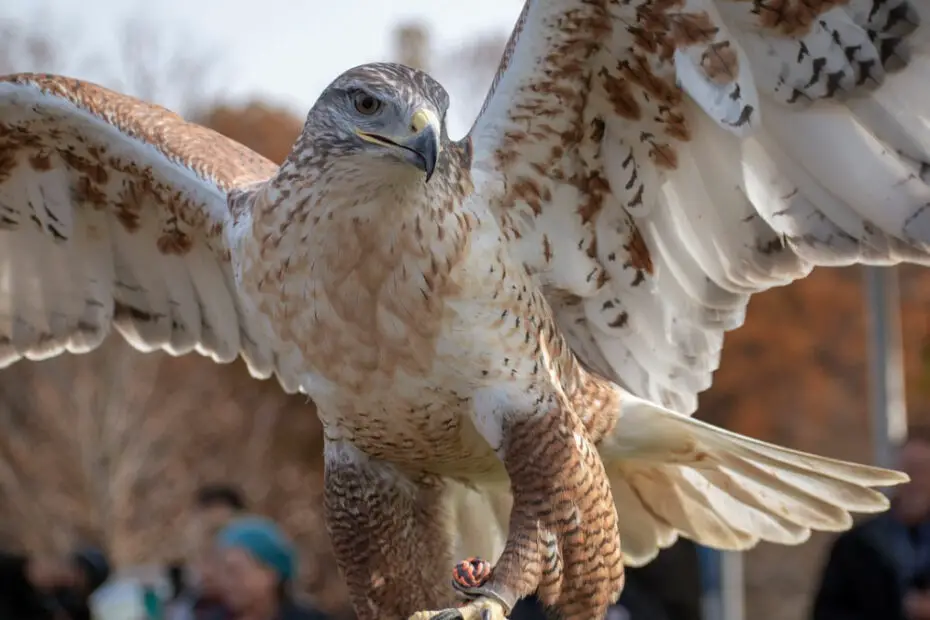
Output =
[
  {"x1": 357, "y1": 108, "x2": 441, "y2": 182},
  {"x1": 400, "y1": 108, "x2": 441, "y2": 182}
]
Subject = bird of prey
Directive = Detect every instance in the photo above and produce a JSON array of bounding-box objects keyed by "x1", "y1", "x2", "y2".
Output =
[{"x1": 1, "y1": 0, "x2": 929, "y2": 618}]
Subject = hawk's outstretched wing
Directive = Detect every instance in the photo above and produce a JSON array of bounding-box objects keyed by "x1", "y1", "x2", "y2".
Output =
[
  {"x1": 0, "y1": 74, "x2": 298, "y2": 392},
  {"x1": 467, "y1": 0, "x2": 930, "y2": 414}
]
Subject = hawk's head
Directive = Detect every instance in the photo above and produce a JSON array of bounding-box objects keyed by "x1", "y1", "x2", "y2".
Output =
[{"x1": 305, "y1": 62, "x2": 451, "y2": 182}]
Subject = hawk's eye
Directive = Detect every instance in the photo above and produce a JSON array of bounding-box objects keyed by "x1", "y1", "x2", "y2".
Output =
[{"x1": 353, "y1": 92, "x2": 382, "y2": 116}]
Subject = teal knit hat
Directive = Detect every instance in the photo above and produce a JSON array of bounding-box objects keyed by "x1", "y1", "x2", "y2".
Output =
[{"x1": 216, "y1": 516, "x2": 296, "y2": 583}]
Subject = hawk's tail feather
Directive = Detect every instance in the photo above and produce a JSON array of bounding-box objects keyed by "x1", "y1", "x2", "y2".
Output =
[{"x1": 600, "y1": 392, "x2": 907, "y2": 566}]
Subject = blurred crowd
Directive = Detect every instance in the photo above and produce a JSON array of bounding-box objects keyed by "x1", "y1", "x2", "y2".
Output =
[
  {"x1": 4, "y1": 428, "x2": 930, "y2": 620},
  {"x1": 0, "y1": 481, "x2": 702, "y2": 620},
  {"x1": 0, "y1": 485, "x2": 330, "y2": 620}
]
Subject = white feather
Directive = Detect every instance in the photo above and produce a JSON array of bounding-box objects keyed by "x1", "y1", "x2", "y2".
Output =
[
  {"x1": 598, "y1": 390, "x2": 903, "y2": 565},
  {"x1": 0, "y1": 77, "x2": 292, "y2": 393}
]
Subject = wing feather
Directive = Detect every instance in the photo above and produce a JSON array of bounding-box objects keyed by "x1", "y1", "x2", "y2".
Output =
[
  {"x1": 464, "y1": 0, "x2": 925, "y2": 562},
  {"x1": 0, "y1": 73, "x2": 295, "y2": 391},
  {"x1": 467, "y1": 0, "x2": 930, "y2": 413}
]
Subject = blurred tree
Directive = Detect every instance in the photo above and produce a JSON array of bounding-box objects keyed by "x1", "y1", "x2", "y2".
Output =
[
  {"x1": 105, "y1": 18, "x2": 223, "y2": 113},
  {"x1": 195, "y1": 102, "x2": 303, "y2": 165},
  {"x1": 0, "y1": 10, "x2": 220, "y2": 113},
  {"x1": 391, "y1": 21, "x2": 507, "y2": 134},
  {"x1": 433, "y1": 32, "x2": 508, "y2": 128},
  {"x1": 393, "y1": 22, "x2": 431, "y2": 72}
]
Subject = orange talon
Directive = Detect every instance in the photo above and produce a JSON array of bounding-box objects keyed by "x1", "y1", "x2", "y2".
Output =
[{"x1": 452, "y1": 557, "x2": 493, "y2": 590}]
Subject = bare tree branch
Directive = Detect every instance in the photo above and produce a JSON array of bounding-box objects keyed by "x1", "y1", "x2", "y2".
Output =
[{"x1": 390, "y1": 22, "x2": 507, "y2": 132}]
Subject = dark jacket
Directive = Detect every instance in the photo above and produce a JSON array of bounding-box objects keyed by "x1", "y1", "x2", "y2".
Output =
[
  {"x1": 205, "y1": 599, "x2": 331, "y2": 620},
  {"x1": 182, "y1": 594, "x2": 232, "y2": 620},
  {"x1": 0, "y1": 552, "x2": 91, "y2": 620},
  {"x1": 812, "y1": 512, "x2": 930, "y2": 620},
  {"x1": 277, "y1": 600, "x2": 331, "y2": 620},
  {"x1": 0, "y1": 552, "x2": 49, "y2": 619}
]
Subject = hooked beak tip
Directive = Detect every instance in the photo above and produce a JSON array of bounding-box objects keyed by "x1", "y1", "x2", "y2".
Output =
[
  {"x1": 410, "y1": 124, "x2": 439, "y2": 183},
  {"x1": 406, "y1": 108, "x2": 440, "y2": 182},
  {"x1": 358, "y1": 110, "x2": 441, "y2": 181}
]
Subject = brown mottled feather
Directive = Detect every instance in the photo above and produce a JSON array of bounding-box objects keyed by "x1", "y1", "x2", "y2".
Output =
[{"x1": 1, "y1": 73, "x2": 277, "y2": 190}]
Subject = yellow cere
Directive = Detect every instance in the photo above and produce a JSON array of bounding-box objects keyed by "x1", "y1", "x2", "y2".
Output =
[{"x1": 411, "y1": 108, "x2": 438, "y2": 134}]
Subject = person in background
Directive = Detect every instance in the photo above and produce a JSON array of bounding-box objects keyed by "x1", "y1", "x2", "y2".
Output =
[
  {"x1": 214, "y1": 516, "x2": 330, "y2": 620},
  {"x1": 0, "y1": 545, "x2": 111, "y2": 620},
  {"x1": 193, "y1": 485, "x2": 249, "y2": 536},
  {"x1": 812, "y1": 427, "x2": 930, "y2": 620},
  {"x1": 166, "y1": 484, "x2": 248, "y2": 620}
]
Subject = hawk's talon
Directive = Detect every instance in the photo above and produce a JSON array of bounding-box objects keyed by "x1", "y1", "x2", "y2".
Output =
[
  {"x1": 452, "y1": 557, "x2": 493, "y2": 592},
  {"x1": 449, "y1": 556, "x2": 515, "y2": 613},
  {"x1": 407, "y1": 596, "x2": 507, "y2": 620}
]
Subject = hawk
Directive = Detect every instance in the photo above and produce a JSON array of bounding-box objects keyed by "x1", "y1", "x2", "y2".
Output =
[{"x1": 1, "y1": 0, "x2": 928, "y2": 618}]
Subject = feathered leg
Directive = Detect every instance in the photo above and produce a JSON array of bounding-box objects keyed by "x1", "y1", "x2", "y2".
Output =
[
  {"x1": 410, "y1": 402, "x2": 625, "y2": 620},
  {"x1": 324, "y1": 440, "x2": 456, "y2": 620}
]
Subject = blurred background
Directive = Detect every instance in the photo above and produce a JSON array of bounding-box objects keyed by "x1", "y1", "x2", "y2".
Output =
[{"x1": 1, "y1": 1, "x2": 929, "y2": 619}]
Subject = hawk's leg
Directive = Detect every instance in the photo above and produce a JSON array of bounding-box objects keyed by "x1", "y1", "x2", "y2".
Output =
[
  {"x1": 409, "y1": 398, "x2": 625, "y2": 620},
  {"x1": 324, "y1": 440, "x2": 456, "y2": 620}
]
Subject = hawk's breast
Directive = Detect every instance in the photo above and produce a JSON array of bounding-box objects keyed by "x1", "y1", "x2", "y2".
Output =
[{"x1": 233, "y1": 171, "x2": 554, "y2": 473}]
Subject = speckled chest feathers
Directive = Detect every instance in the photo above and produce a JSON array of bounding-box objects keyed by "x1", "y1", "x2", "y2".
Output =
[
  {"x1": 253, "y1": 142, "x2": 469, "y2": 362},
  {"x1": 236, "y1": 138, "x2": 519, "y2": 457}
]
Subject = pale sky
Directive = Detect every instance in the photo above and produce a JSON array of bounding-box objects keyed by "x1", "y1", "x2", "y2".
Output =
[{"x1": 1, "y1": 0, "x2": 522, "y2": 136}]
